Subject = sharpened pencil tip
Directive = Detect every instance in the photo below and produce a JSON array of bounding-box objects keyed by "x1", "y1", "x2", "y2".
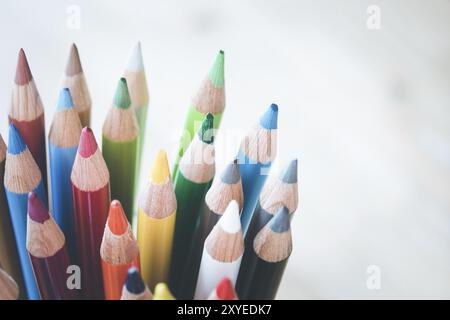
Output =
[
  {"x1": 259, "y1": 103, "x2": 278, "y2": 130},
  {"x1": 208, "y1": 50, "x2": 225, "y2": 87},
  {"x1": 216, "y1": 277, "x2": 237, "y2": 300},
  {"x1": 78, "y1": 127, "x2": 98, "y2": 158},
  {"x1": 125, "y1": 267, "x2": 146, "y2": 294},
  {"x1": 107, "y1": 200, "x2": 129, "y2": 235},
  {"x1": 114, "y1": 78, "x2": 131, "y2": 109},
  {"x1": 57, "y1": 88, "x2": 74, "y2": 110},
  {"x1": 198, "y1": 113, "x2": 214, "y2": 144},
  {"x1": 27, "y1": 192, "x2": 50, "y2": 223},
  {"x1": 125, "y1": 42, "x2": 144, "y2": 71},
  {"x1": 66, "y1": 43, "x2": 83, "y2": 75},
  {"x1": 268, "y1": 206, "x2": 290, "y2": 233},
  {"x1": 153, "y1": 283, "x2": 175, "y2": 300},
  {"x1": 15, "y1": 48, "x2": 33, "y2": 85},
  {"x1": 220, "y1": 159, "x2": 241, "y2": 184},
  {"x1": 7, "y1": 124, "x2": 26, "y2": 155},
  {"x1": 150, "y1": 150, "x2": 170, "y2": 184},
  {"x1": 281, "y1": 159, "x2": 298, "y2": 183},
  {"x1": 219, "y1": 200, "x2": 241, "y2": 233}
]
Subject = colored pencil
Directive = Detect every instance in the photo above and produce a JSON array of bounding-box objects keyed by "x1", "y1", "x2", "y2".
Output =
[
  {"x1": 123, "y1": 42, "x2": 149, "y2": 167},
  {"x1": 9, "y1": 49, "x2": 47, "y2": 191},
  {"x1": 71, "y1": 127, "x2": 110, "y2": 299},
  {"x1": 137, "y1": 150, "x2": 176, "y2": 289},
  {"x1": 26, "y1": 192, "x2": 78, "y2": 300},
  {"x1": 153, "y1": 283, "x2": 175, "y2": 300},
  {"x1": 0, "y1": 134, "x2": 24, "y2": 296},
  {"x1": 100, "y1": 200, "x2": 140, "y2": 300},
  {"x1": 0, "y1": 267, "x2": 19, "y2": 300},
  {"x1": 4, "y1": 124, "x2": 47, "y2": 300},
  {"x1": 207, "y1": 277, "x2": 238, "y2": 300},
  {"x1": 48, "y1": 88, "x2": 82, "y2": 262},
  {"x1": 194, "y1": 200, "x2": 244, "y2": 300},
  {"x1": 102, "y1": 78, "x2": 139, "y2": 221},
  {"x1": 237, "y1": 206, "x2": 292, "y2": 300},
  {"x1": 172, "y1": 50, "x2": 225, "y2": 178},
  {"x1": 120, "y1": 267, "x2": 153, "y2": 300},
  {"x1": 238, "y1": 159, "x2": 298, "y2": 295},
  {"x1": 238, "y1": 103, "x2": 278, "y2": 234},
  {"x1": 169, "y1": 114, "x2": 215, "y2": 298},
  {"x1": 62, "y1": 43, "x2": 92, "y2": 127},
  {"x1": 184, "y1": 158, "x2": 243, "y2": 298}
]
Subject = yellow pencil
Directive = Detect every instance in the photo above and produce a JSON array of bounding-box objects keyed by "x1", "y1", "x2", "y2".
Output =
[
  {"x1": 137, "y1": 150, "x2": 176, "y2": 289},
  {"x1": 153, "y1": 282, "x2": 175, "y2": 300}
]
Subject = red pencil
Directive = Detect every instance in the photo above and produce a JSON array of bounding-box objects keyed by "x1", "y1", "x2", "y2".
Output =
[
  {"x1": 9, "y1": 49, "x2": 47, "y2": 190},
  {"x1": 71, "y1": 127, "x2": 110, "y2": 299},
  {"x1": 26, "y1": 192, "x2": 78, "y2": 300},
  {"x1": 100, "y1": 200, "x2": 140, "y2": 300},
  {"x1": 208, "y1": 277, "x2": 238, "y2": 300}
]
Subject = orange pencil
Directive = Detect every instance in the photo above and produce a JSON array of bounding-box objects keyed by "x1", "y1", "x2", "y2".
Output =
[{"x1": 100, "y1": 200, "x2": 140, "y2": 300}]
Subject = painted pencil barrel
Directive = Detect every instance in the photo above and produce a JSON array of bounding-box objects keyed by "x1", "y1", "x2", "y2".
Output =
[
  {"x1": 194, "y1": 248, "x2": 242, "y2": 300},
  {"x1": 5, "y1": 182, "x2": 46, "y2": 300},
  {"x1": 102, "y1": 138, "x2": 138, "y2": 220},
  {"x1": 135, "y1": 105, "x2": 148, "y2": 163},
  {"x1": 0, "y1": 162, "x2": 24, "y2": 296},
  {"x1": 169, "y1": 173, "x2": 211, "y2": 295},
  {"x1": 137, "y1": 209, "x2": 175, "y2": 289},
  {"x1": 72, "y1": 185, "x2": 109, "y2": 299},
  {"x1": 9, "y1": 115, "x2": 47, "y2": 191},
  {"x1": 243, "y1": 255, "x2": 288, "y2": 300},
  {"x1": 238, "y1": 150, "x2": 271, "y2": 233},
  {"x1": 30, "y1": 248, "x2": 78, "y2": 300},
  {"x1": 101, "y1": 260, "x2": 140, "y2": 300},
  {"x1": 49, "y1": 143, "x2": 78, "y2": 260}
]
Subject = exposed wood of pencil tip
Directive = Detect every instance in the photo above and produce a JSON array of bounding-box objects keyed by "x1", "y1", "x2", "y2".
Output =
[
  {"x1": 121, "y1": 267, "x2": 153, "y2": 300},
  {"x1": 139, "y1": 150, "x2": 176, "y2": 219},
  {"x1": 26, "y1": 212, "x2": 65, "y2": 258},
  {"x1": 253, "y1": 208, "x2": 292, "y2": 263},
  {"x1": 123, "y1": 42, "x2": 149, "y2": 108},
  {"x1": 102, "y1": 78, "x2": 139, "y2": 141},
  {"x1": 71, "y1": 128, "x2": 110, "y2": 191},
  {"x1": 66, "y1": 44, "x2": 83, "y2": 76},
  {"x1": 0, "y1": 268, "x2": 19, "y2": 300},
  {"x1": 4, "y1": 149, "x2": 42, "y2": 194},
  {"x1": 49, "y1": 107, "x2": 82, "y2": 147},
  {"x1": 0, "y1": 135, "x2": 6, "y2": 161},
  {"x1": 179, "y1": 116, "x2": 215, "y2": 184},
  {"x1": 259, "y1": 160, "x2": 299, "y2": 214},
  {"x1": 100, "y1": 201, "x2": 139, "y2": 265},
  {"x1": 10, "y1": 49, "x2": 44, "y2": 121},
  {"x1": 192, "y1": 50, "x2": 225, "y2": 115},
  {"x1": 205, "y1": 201, "x2": 244, "y2": 262},
  {"x1": 205, "y1": 159, "x2": 243, "y2": 214}
]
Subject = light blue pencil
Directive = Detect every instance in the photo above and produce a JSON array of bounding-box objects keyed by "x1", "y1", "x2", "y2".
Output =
[
  {"x1": 4, "y1": 124, "x2": 47, "y2": 300},
  {"x1": 48, "y1": 88, "x2": 82, "y2": 261},
  {"x1": 237, "y1": 103, "x2": 278, "y2": 234}
]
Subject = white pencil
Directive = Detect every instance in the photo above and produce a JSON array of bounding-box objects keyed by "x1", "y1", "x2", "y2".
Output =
[{"x1": 194, "y1": 200, "x2": 244, "y2": 300}]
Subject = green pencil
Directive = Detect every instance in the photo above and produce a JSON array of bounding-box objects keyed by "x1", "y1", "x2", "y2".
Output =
[
  {"x1": 102, "y1": 78, "x2": 139, "y2": 221},
  {"x1": 169, "y1": 113, "x2": 216, "y2": 299},
  {"x1": 172, "y1": 50, "x2": 225, "y2": 178}
]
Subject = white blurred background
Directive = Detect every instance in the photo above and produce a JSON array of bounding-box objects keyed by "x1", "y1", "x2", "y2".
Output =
[{"x1": 1, "y1": 0, "x2": 449, "y2": 299}]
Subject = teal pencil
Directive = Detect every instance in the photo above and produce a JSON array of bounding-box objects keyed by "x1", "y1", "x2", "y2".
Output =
[{"x1": 48, "y1": 88, "x2": 82, "y2": 262}]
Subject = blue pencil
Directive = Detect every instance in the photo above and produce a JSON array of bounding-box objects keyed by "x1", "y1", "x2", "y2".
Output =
[
  {"x1": 48, "y1": 88, "x2": 82, "y2": 261},
  {"x1": 237, "y1": 103, "x2": 278, "y2": 234},
  {"x1": 4, "y1": 124, "x2": 47, "y2": 300}
]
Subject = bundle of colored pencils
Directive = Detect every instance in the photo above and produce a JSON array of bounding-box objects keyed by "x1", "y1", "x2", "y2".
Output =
[{"x1": 0, "y1": 44, "x2": 299, "y2": 301}]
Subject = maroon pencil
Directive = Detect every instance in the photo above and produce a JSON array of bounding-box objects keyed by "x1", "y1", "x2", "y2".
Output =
[
  {"x1": 71, "y1": 127, "x2": 110, "y2": 299},
  {"x1": 26, "y1": 192, "x2": 78, "y2": 300},
  {"x1": 9, "y1": 49, "x2": 47, "y2": 191}
]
